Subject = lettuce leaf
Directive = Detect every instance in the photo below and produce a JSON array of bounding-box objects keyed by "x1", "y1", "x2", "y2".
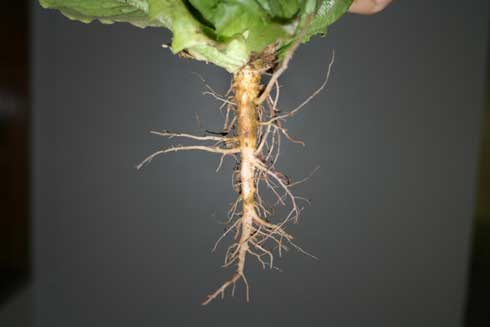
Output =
[{"x1": 39, "y1": 0, "x2": 352, "y2": 72}]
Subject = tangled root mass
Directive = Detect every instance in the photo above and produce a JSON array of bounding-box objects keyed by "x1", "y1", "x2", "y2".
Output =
[{"x1": 137, "y1": 50, "x2": 335, "y2": 305}]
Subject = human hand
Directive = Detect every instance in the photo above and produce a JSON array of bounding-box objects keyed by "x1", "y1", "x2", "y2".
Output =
[{"x1": 348, "y1": 0, "x2": 393, "y2": 15}]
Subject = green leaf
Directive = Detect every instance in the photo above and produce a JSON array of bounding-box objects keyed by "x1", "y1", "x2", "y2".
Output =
[
  {"x1": 306, "y1": 0, "x2": 354, "y2": 41},
  {"x1": 256, "y1": 0, "x2": 301, "y2": 20},
  {"x1": 39, "y1": 0, "x2": 353, "y2": 72},
  {"x1": 38, "y1": 0, "x2": 161, "y2": 27}
]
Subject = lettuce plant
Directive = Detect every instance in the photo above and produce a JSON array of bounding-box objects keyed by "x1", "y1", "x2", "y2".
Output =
[{"x1": 39, "y1": 0, "x2": 353, "y2": 304}]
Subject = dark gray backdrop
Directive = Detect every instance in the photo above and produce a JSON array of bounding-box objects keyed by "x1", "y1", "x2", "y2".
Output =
[{"x1": 32, "y1": 1, "x2": 489, "y2": 326}]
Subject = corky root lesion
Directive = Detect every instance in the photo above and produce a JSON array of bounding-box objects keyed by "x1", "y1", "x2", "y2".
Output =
[{"x1": 137, "y1": 49, "x2": 335, "y2": 305}]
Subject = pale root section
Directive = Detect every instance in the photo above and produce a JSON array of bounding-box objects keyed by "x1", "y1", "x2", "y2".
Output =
[
  {"x1": 235, "y1": 66, "x2": 260, "y2": 288},
  {"x1": 202, "y1": 66, "x2": 260, "y2": 305}
]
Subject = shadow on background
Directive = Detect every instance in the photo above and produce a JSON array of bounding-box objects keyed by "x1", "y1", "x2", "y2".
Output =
[
  {"x1": 465, "y1": 46, "x2": 490, "y2": 326},
  {"x1": 0, "y1": 1, "x2": 30, "y2": 309}
]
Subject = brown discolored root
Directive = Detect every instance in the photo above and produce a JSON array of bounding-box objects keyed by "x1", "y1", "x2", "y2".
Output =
[{"x1": 137, "y1": 49, "x2": 335, "y2": 306}]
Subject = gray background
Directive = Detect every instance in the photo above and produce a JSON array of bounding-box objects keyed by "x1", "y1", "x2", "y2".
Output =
[{"x1": 32, "y1": 1, "x2": 489, "y2": 326}]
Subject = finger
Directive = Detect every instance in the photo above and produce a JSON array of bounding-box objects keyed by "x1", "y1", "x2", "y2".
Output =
[{"x1": 348, "y1": 0, "x2": 393, "y2": 15}]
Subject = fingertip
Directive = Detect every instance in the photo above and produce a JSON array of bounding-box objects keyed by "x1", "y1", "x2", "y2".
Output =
[{"x1": 348, "y1": 0, "x2": 393, "y2": 15}]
